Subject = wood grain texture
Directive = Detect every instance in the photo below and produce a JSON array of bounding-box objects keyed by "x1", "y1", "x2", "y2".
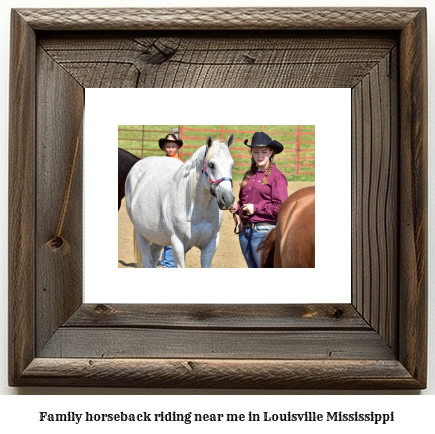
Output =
[
  {"x1": 66, "y1": 304, "x2": 368, "y2": 329},
  {"x1": 15, "y1": 8, "x2": 422, "y2": 31},
  {"x1": 351, "y1": 51, "x2": 398, "y2": 351},
  {"x1": 8, "y1": 10, "x2": 36, "y2": 386},
  {"x1": 35, "y1": 48, "x2": 84, "y2": 353},
  {"x1": 38, "y1": 33, "x2": 396, "y2": 88},
  {"x1": 398, "y1": 8, "x2": 428, "y2": 386},
  {"x1": 38, "y1": 329, "x2": 395, "y2": 360},
  {"x1": 8, "y1": 8, "x2": 427, "y2": 389},
  {"x1": 17, "y1": 358, "x2": 420, "y2": 389}
]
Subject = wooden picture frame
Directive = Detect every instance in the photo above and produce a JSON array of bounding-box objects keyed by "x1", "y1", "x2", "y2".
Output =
[{"x1": 9, "y1": 8, "x2": 427, "y2": 389}]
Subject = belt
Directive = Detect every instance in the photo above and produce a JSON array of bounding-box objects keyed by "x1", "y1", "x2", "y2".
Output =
[
  {"x1": 242, "y1": 221, "x2": 276, "y2": 228},
  {"x1": 232, "y1": 215, "x2": 276, "y2": 234}
]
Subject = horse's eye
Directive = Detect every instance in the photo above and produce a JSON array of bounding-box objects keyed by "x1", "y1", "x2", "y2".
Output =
[{"x1": 209, "y1": 162, "x2": 215, "y2": 169}]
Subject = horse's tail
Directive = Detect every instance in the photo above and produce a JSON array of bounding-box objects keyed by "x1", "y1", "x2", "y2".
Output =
[
  {"x1": 257, "y1": 226, "x2": 277, "y2": 268},
  {"x1": 133, "y1": 229, "x2": 143, "y2": 268}
]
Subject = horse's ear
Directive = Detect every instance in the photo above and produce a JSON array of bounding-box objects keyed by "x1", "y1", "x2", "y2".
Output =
[
  {"x1": 206, "y1": 136, "x2": 213, "y2": 148},
  {"x1": 226, "y1": 133, "x2": 235, "y2": 148}
]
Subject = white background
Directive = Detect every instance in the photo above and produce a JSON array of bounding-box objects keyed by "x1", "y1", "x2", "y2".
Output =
[
  {"x1": 85, "y1": 88, "x2": 350, "y2": 303},
  {"x1": 0, "y1": 0, "x2": 434, "y2": 418}
]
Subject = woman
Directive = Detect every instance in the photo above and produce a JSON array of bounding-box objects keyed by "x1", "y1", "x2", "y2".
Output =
[{"x1": 229, "y1": 132, "x2": 288, "y2": 268}]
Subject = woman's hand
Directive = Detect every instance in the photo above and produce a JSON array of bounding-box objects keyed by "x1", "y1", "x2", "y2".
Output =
[
  {"x1": 241, "y1": 204, "x2": 254, "y2": 216},
  {"x1": 229, "y1": 203, "x2": 239, "y2": 214}
]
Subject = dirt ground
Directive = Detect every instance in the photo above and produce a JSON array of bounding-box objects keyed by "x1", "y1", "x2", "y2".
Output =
[{"x1": 118, "y1": 181, "x2": 315, "y2": 268}]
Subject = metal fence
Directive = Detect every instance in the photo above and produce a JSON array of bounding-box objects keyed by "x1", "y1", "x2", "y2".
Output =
[
  {"x1": 118, "y1": 126, "x2": 181, "y2": 159},
  {"x1": 179, "y1": 125, "x2": 314, "y2": 175},
  {"x1": 118, "y1": 125, "x2": 315, "y2": 176}
]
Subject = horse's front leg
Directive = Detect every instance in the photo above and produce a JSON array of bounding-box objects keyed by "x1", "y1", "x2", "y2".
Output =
[
  {"x1": 170, "y1": 235, "x2": 186, "y2": 268},
  {"x1": 200, "y1": 233, "x2": 220, "y2": 268}
]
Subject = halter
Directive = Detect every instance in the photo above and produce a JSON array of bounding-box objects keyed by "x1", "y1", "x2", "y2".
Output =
[{"x1": 202, "y1": 146, "x2": 233, "y2": 198}]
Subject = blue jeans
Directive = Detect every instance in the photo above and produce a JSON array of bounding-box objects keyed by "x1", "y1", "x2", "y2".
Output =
[
  {"x1": 160, "y1": 246, "x2": 175, "y2": 268},
  {"x1": 239, "y1": 224, "x2": 276, "y2": 268}
]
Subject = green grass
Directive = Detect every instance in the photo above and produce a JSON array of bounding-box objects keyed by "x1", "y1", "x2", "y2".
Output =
[
  {"x1": 118, "y1": 125, "x2": 177, "y2": 159},
  {"x1": 118, "y1": 125, "x2": 315, "y2": 182},
  {"x1": 232, "y1": 173, "x2": 315, "y2": 182}
]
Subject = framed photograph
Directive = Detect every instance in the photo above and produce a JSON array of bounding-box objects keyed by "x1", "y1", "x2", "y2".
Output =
[
  {"x1": 9, "y1": 8, "x2": 427, "y2": 388},
  {"x1": 92, "y1": 88, "x2": 347, "y2": 303}
]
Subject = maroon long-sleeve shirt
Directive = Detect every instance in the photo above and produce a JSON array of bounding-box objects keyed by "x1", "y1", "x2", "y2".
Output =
[{"x1": 235, "y1": 164, "x2": 288, "y2": 223}]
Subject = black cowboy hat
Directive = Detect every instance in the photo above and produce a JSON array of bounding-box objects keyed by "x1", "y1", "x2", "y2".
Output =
[
  {"x1": 158, "y1": 133, "x2": 184, "y2": 150},
  {"x1": 244, "y1": 131, "x2": 283, "y2": 154}
]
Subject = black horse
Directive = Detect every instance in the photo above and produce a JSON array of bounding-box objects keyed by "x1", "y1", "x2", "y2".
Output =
[{"x1": 118, "y1": 148, "x2": 140, "y2": 210}]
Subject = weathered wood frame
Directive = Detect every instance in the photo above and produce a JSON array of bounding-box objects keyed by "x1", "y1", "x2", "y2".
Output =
[{"x1": 9, "y1": 8, "x2": 427, "y2": 389}]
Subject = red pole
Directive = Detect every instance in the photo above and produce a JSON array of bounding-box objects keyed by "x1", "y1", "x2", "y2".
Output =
[
  {"x1": 296, "y1": 125, "x2": 301, "y2": 175},
  {"x1": 180, "y1": 125, "x2": 184, "y2": 160},
  {"x1": 221, "y1": 125, "x2": 224, "y2": 140}
]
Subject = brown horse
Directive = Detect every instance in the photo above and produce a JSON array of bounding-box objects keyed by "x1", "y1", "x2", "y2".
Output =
[
  {"x1": 258, "y1": 186, "x2": 315, "y2": 268},
  {"x1": 118, "y1": 148, "x2": 140, "y2": 210}
]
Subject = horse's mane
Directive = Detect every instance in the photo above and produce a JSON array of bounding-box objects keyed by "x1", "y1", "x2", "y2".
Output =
[{"x1": 182, "y1": 148, "x2": 201, "y2": 212}]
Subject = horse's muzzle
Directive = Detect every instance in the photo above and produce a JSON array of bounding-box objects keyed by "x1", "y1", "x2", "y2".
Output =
[{"x1": 218, "y1": 192, "x2": 235, "y2": 210}]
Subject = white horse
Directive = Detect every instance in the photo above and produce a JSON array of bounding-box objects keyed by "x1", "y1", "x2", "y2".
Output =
[{"x1": 125, "y1": 134, "x2": 235, "y2": 268}]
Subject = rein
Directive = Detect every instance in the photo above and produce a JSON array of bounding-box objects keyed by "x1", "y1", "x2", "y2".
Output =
[{"x1": 202, "y1": 146, "x2": 233, "y2": 198}]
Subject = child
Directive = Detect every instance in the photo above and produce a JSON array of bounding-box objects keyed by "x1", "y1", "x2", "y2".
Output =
[
  {"x1": 158, "y1": 134, "x2": 183, "y2": 268},
  {"x1": 159, "y1": 133, "x2": 183, "y2": 161}
]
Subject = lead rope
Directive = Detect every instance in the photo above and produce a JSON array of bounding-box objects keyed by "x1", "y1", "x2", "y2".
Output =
[
  {"x1": 233, "y1": 214, "x2": 243, "y2": 234},
  {"x1": 233, "y1": 210, "x2": 243, "y2": 234},
  {"x1": 44, "y1": 132, "x2": 81, "y2": 255}
]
